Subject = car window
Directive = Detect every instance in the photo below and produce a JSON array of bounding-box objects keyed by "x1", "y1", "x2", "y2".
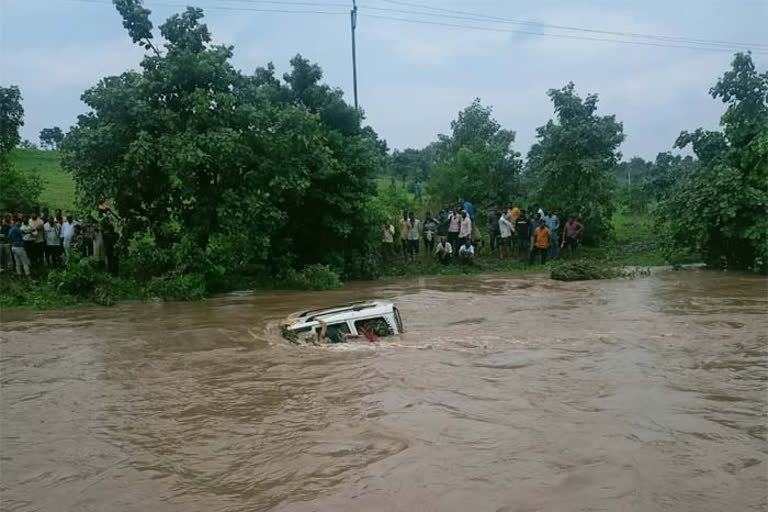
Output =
[
  {"x1": 324, "y1": 322, "x2": 350, "y2": 344},
  {"x1": 329, "y1": 322, "x2": 350, "y2": 334},
  {"x1": 355, "y1": 317, "x2": 394, "y2": 337}
]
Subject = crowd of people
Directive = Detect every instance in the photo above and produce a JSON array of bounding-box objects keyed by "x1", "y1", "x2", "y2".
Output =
[
  {"x1": 382, "y1": 201, "x2": 584, "y2": 266},
  {"x1": 0, "y1": 206, "x2": 120, "y2": 278},
  {"x1": 1, "y1": 197, "x2": 584, "y2": 280}
]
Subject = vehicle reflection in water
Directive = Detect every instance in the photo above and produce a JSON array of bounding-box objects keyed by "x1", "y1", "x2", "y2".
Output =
[{"x1": 1, "y1": 269, "x2": 766, "y2": 511}]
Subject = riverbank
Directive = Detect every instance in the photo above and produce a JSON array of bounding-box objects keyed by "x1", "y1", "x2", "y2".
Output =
[{"x1": 0, "y1": 239, "x2": 661, "y2": 310}]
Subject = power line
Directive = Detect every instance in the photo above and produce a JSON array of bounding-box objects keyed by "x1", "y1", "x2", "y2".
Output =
[
  {"x1": 362, "y1": 13, "x2": 768, "y2": 54},
  {"x1": 198, "y1": 0, "x2": 768, "y2": 51},
  {"x1": 56, "y1": 0, "x2": 768, "y2": 54},
  {"x1": 375, "y1": 0, "x2": 768, "y2": 50},
  {"x1": 65, "y1": 0, "x2": 347, "y2": 15}
]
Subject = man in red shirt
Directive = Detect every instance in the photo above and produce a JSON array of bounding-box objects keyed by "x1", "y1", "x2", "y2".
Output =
[{"x1": 562, "y1": 217, "x2": 584, "y2": 252}]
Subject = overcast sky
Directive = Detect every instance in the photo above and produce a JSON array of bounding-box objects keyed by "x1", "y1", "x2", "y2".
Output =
[{"x1": 1, "y1": 0, "x2": 766, "y2": 160}]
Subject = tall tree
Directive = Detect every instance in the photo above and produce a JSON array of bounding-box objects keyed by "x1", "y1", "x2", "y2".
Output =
[
  {"x1": 62, "y1": 1, "x2": 384, "y2": 280},
  {"x1": 663, "y1": 53, "x2": 767, "y2": 271},
  {"x1": 0, "y1": 85, "x2": 41, "y2": 211},
  {"x1": 526, "y1": 83, "x2": 624, "y2": 244},
  {"x1": 427, "y1": 99, "x2": 521, "y2": 207},
  {"x1": 0, "y1": 85, "x2": 24, "y2": 152}
]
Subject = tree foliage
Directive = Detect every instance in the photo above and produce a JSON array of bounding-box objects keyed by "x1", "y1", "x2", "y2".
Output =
[
  {"x1": 526, "y1": 83, "x2": 624, "y2": 244},
  {"x1": 427, "y1": 98, "x2": 521, "y2": 207},
  {"x1": 662, "y1": 53, "x2": 767, "y2": 271},
  {"x1": 0, "y1": 85, "x2": 24, "y2": 152},
  {"x1": 39, "y1": 127, "x2": 64, "y2": 150},
  {"x1": 615, "y1": 153, "x2": 697, "y2": 212},
  {"x1": 62, "y1": 1, "x2": 385, "y2": 282},
  {"x1": 0, "y1": 85, "x2": 41, "y2": 211}
]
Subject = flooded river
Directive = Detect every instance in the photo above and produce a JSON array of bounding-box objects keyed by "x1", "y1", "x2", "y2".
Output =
[{"x1": 1, "y1": 270, "x2": 766, "y2": 511}]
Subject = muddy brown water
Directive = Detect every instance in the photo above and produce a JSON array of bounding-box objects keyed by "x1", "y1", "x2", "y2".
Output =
[{"x1": 1, "y1": 270, "x2": 766, "y2": 511}]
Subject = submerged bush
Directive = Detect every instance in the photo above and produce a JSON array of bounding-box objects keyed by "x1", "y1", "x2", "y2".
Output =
[
  {"x1": 146, "y1": 273, "x2": 207, "y2": 301},
  {"x1": 550, "y1": 260, "x2": 622, "y2": 281},
  {"x1": 283, "y1": 264, "x2": 342, "y2": 291}
]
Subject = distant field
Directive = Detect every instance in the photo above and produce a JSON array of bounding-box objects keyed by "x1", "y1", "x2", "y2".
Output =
[{"x1": 10, "y1": 149, "x2": 76, "y2": 211}]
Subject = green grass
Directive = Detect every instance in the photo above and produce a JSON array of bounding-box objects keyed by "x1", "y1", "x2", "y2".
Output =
[{"x1": 10, "y1": 149, "x2": 76, "y2": 211}]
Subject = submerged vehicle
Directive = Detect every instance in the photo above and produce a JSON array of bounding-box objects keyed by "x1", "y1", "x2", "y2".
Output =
[{"x1": 281, "y1": 300, "x2": 404, "y2": 344}]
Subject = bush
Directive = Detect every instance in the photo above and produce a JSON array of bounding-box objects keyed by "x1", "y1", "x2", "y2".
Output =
[
  {"x1": 124, "y1": 231, "x2": 172, "y2": 280},
  {"x1": 47, "y1": 255, "x2": 103, "y2": 297},
  {"x1": 283, "y1": 264, "x2": 342, "y2": 290},
  {"x1": 146, "y1": 272, "x2": 207, "y2": 301},
  {"x1": 550, "y1": 260, "x2": 622, "y2": 281}
]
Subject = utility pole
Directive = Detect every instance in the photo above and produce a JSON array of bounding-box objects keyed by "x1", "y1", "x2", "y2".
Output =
[{"x1": 350, "y1": 0, "x2": 359, "y2": 111}]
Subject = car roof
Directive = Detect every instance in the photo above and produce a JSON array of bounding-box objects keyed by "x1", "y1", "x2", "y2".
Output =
[{"x1": 286, "y1": 301, "x2": 395, "y2": 330}]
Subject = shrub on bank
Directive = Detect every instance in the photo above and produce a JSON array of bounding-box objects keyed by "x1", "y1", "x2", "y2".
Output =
[
  {"x1": 282, "y1": 264, "x2": 343, "y2": 291},
  {"x1": 550, "y1": 260, "x2": 622, "y2": 281},
  {"x1": 146, "y1": 273, "x2": 207, "y2": 301}
]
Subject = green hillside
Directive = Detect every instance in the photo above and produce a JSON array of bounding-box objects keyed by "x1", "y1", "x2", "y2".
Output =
[{"x1": 9, "y1": 149, "x2": 76, "y2": 211}]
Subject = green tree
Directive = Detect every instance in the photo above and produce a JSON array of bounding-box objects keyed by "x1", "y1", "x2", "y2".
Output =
[
  {"x1": 0, "y1": 85, "x2": 41, "y2": 211},
  {"x1": 663, "y1": 53, "x2": 767, "y2": 271},
  {"x1": 62, "y1": 1, "x2": 384, "y2": 281},
  {"x1": 39, "y1": 126, "x2": 64, "y2": 150},
  {"x1": 0, "y1": 85, "x2": 24, "y2": 152},
  {"x1": 526, "y1": 83, "x2": 624, "y2": 244},
  {"x1": 427, "y1": 98, "x2": 521, "y2": 208},
  {"x1": 391, "y1": 148, "x2": 425, "y2": 188}
]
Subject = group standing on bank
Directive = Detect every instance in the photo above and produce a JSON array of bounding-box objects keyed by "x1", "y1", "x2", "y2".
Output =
[
  {"x1": 383, "y1": 201, "x2": 584, "y2": 266},
  {"x1": 0, "y1": 205, "x2": 120, "y2": 277}
]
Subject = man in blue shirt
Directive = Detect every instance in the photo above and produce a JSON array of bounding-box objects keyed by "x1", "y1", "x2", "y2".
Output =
[
  {"x1": 7, "y1": 220, "x2": 31, "y2": 276},
  {"x1": 462, "y1": 200, "x2": 475, "y2": 222},
  {"x1": 545, "y1": 210, "x2": 561, "y2": 258}
]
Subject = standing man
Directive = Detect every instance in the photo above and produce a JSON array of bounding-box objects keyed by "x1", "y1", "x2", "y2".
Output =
[
  {"x1": 547, "y1": 210, "x2": 561, "y2": 259},
  {"x1": 61, "y1": 215, "x2": 76, "y2": 257},
  {"x1": 381, "y1": 220, "x2": 395, "y2": 261},
  {"x1": 458, "y1": 209, "x2": 472, "y2": 252},
  {"x1": 414, "y1": 180, "x2": 423, "y2": 203},
  {"x1": 423, "y1": 211, "x2": 439, "y2": 254},
  {"x1": 406, "y1": 211, "x2": 422, "y2": 263},
  {"x1": 462, "y1": 199, "x2": 475, "y2": 223},
  {"x1": 31, "y1": 212, "x2": 45, "y2": 268},
  {"x1": 498, "y1": 210, "x2": 515, "y2": 259},
  {"x1": 488, "y1": 209, "x2": 501, "y2": 252},
  {"x1": 509, "y1": 205, "x2": 521, "y2": 225},
  {"x1": 530, "y1": 220, "x2": 551, "y2": 265},
  {"x1": 44, "y1": 216, "x2": 62, "y2": 268},
  {"x1": 103, "y1": 221, "x2": 120, "y2": 275},
  {"x1": 0, "y1": 214, "x2": 11, "y2": 272},
  {"x1": 8, "y1": 219, "x2": 30, "y2": 277},
  {"x1": 515, "y1": 209, "x2": 531, "y2": 259},
  {"x1": 398, "y1": 211, "x2": 409, "y2": 259},
  {"x1": 447, "y1": 207, "x2": 461, "y2": 255},
  {"x1": 20, "y1": 216, "x2": 36, "y2": 268},
  {"x1": 562, "y1": 217, "x2": 584, "y2": 252}
]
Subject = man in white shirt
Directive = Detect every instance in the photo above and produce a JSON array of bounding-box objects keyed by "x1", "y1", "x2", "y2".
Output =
[
  {"x1": 434, "y1": 236, "x2": 452, "y2": 264},
  {"x1": 458, "y1": 240, "x2": 475, "y2": 264},
  {"x1": 406, "y1": 211, "x2": 422, "y2": 263},
  {"x1": 61, "y1": 216, "x2": 76, "y2": 256},
  {"x1": 44, "y1": 219, "x2": 63, "y2": 268},
  {"x1": 381, "y1": 221, "x2": 395, "y2": 261},
  {"x1": 458, "y1": 210, "x2": 472, "y2": 250},
  {"x1": 498, "y1": 212, "x2": 515, "y2": 258}
]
